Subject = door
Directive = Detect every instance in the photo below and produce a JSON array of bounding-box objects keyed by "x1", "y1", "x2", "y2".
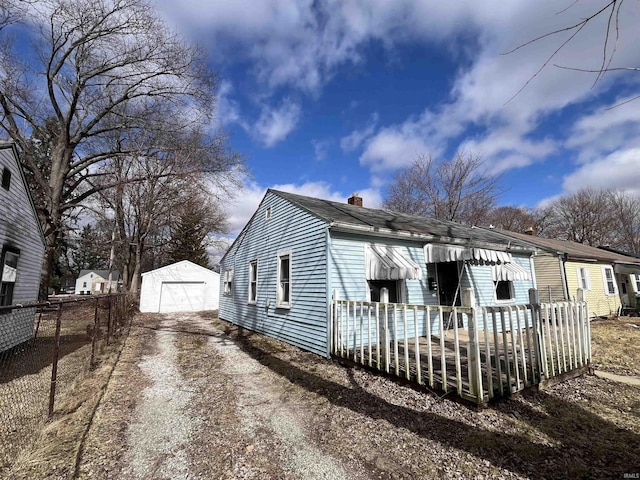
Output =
[
  {"x1": 159, "y1": 282, "x2": 205, "y2": 313},
  {"x1": 435, "y1": 261, "x2": 462, "y2": 306}
]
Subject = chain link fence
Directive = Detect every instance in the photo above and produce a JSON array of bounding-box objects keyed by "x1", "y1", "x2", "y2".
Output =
[{"x1": 0, "y1": 294, "x2": 131, "y2": 474}]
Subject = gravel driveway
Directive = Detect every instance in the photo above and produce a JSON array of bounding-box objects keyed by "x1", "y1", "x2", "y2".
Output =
[{"x1": 76, "y1": 311, "x2": 640, "y2": 479}]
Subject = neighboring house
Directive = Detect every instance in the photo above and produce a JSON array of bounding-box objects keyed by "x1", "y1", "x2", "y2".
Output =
[
  {"x1": 139, "y1": 260, "x2": 220, "y2": 313},
  {"x1": 0, "y1": 142, "x2": 46, "y2": 352},
  {"x1": 74, "y1": 269, "x2": 120, "y2": 295},
  {"x1": 493, "y1": 230, "x2": 640, "y2": 317},
  {"x1": 219, "y1": 190, "x2": 537, "y2": 358}
]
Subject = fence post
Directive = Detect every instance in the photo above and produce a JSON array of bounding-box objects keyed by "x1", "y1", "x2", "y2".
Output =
[
  {"x1": 106, "y1": 293, "x2": 112, "y2": 345},
  {"x1": 463, "y1": 288, "x2": 483, "y2": 403},
  {"x1": 529, "y1": 288, "x2": 543, "y2": 382},
  {"x1": 90, "y1": 297, "x2": 99, "y2": 367},
  {"x1": 48, "y1": 303, "x2": 63, "y2": 418}
]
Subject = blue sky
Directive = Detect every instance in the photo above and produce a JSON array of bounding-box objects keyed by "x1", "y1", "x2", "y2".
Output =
[{"x1": 151, "y1": 1, "x2": 640, "y2": 237}]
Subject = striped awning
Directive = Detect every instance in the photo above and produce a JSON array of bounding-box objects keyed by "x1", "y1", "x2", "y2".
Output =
[
  {"x1": 365, "y1": 244, "x2": 423, "y2": 280},
  {"x1": 492, "y1": 262, "x2": 530, "y2": 281},
  {"x1": 424, "y1": 243, "x2": 512, "y2": 265}
]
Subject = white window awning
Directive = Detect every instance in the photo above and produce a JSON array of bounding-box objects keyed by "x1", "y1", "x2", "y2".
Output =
[
  {"x1": 492, "y1": 262, "x2": 531, "y2": 281},
  {"x1": 424, "y1": 243, "x2": 512, "y2": 265},
  {"x1": 365, "y1": 244, "x2": 423, "y2": 280}
]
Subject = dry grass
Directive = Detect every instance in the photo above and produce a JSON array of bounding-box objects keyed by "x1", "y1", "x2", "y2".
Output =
[
  {"x1": 590, "y1": 316, "x2": 640, "y2": 377},
  {"x1": 8, "y1": 311, "x2": 640, "y2": 479},
  {"x1": 4, "y1": 299, "x2": 130, "y2": 479}
]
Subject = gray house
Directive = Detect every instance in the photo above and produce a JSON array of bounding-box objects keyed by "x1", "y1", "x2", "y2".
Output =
[
  {"x1": 0, "y1": 143, "x2": 46, "y2": 352},
  {"x1": 219, "y1": 190, "x2": 537, "y2": 358}
]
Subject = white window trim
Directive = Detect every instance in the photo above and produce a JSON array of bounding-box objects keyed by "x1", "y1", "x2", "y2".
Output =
[
  {"x1": 223, "y1": 268, "x2": 233, "y2": 296},
  {"x1": 276, "y1": 250, "x2": 292, "y2": 309},
  {"x1": 265, "y1": 206, "x2": 272, "y2": 220},
  {"x1": 634, "y1": 274, "x2": 640, "y2": 293},
  {"x1": 601, "y1": 265, "x2": 618, "y2": 296},
  {"x1": 576, "y1": 267, "x2": 591, "y2": 291},
  {"x1": 248, "y1": 260, "x2": 258, "y2": 304},
  {"x1": 366, "y1": 279, "x2": 405, "y2": 304},
  {"x1": 494, "y1": 280, "x2": 515, "y2": 303}
]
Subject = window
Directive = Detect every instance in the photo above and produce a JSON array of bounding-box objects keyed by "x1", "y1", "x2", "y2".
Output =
[
  {"x1": 636, "y1": 274, "x2": 640, "y2": 293},
  {"x1": 0, "y1": 247, "x2": 19, "y2": 308},
  {"x1": 1, "y1": 168, "x2": 10, "y2": 190},
  {"x1": 276, "y1": 252, "x2": 291, "y2": 308},
  {"x1": 223, "y1": 269, "x2": 233, "y2": 296},
  {"x1": 248, "y1": 260, "x2": 258, "y2": 304},
  {"x1": 495, "y1": 280, "x2": 514, "y2": 301},
  {"x1": 83, "y1": 281, "x2": 87, "y2": 288},
  {"x1": 577, "y1": 267, "x2": 591, "y2": 290},
  {"x1": 602, "y1": 266, "x2": 617, "y2": 295},
  {"x1": 368, "y1": 280, "x2": 399, "y2": 303},
  {"x1": 265, "y1": 206, "x2": 272, "y2": 220}
]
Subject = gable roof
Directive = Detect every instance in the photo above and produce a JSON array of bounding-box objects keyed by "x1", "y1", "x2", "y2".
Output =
[
  {"x1": 494, "y1": 229, "x2": 640, "y2": 266},
  {"x1": 270, "y1": 190, "x2": 535, "y2": 252},
  {"x1": 78, "y1": 269, "x2": 120, "y2": 281},
  {"x1": 141, "y1": 259, "x2": 219, "y2": 277}
]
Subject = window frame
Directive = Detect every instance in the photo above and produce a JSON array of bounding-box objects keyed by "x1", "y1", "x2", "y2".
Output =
[
  {"x1": 223, "y1": 268, "x2": 234, "y2": 296},
  {"x1": 635, "y1": 274, "x2": 640, "y2": 293},
  {"x1": 494, "y1": 279, "x2": 515, "y2": 302},
  {"x1": 1, "y1": 167, "x2": 10, "y2": 190},
  {"x1": 276, "y1": 251, "x2": 292, "y2": 309},
  {"x1": 577, "y1": 267, "x2": 591, "y2": 291},
  {"x1": 601, "y1": 265, "x2": 617, "y2": 296},
  {"x1": 248, "y1": 260, "x2": 258, "y2": 304},
  {"x1": 0, "y1": 246, "x2": 20, "y2": 309}
]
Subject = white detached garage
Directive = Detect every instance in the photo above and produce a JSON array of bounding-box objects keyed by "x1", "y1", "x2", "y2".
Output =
[{"x1": 139, "y1": 260, "x2": 220, "y2": 313}]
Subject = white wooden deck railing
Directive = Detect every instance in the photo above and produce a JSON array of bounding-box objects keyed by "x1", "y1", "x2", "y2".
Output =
[{"x1": 330, "y1": 288, "x2": 590, "y2": 405}]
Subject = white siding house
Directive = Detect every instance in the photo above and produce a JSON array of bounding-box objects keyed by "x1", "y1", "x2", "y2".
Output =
[
  {"x1": 0, "y1": 143, "x2": 46, "y2": 352},
  {"x1": 139, "y1": 260, "x2": 220, "y2": 313},
  {"x1": 74, "y1": 269, "x2": 120, "y2": 295}
]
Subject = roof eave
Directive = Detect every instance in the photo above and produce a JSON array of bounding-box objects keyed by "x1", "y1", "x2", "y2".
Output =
[{"x1": 330, "y1": 222, "x2": 535, "y2": 254}]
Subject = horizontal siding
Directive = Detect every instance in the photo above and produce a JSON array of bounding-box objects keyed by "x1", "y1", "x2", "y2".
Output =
[
  {"x1": 219, "y1": 192, "x2": 329, "y2": 357},
  {"x1": 0, "y1": 147, "x2": 45, "y2": 351},
  {"x1": 534, "y1": 254, "x2": 567, "y2": 302},
  {"x1": 566, "y1": 261, "x2": 620, "y2": 317}
]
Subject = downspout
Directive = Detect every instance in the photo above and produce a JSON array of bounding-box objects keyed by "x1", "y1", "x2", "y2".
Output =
[
  {"x1": 325, "y1": 226, "x2": 332, "y2": 359},
  {"x1": 559, "y1": 253, "x2": 569, "y2": 300}
]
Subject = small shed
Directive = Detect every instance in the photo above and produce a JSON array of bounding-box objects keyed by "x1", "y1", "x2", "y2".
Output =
[{"x1": 139, "y1": 260, "x2": 220, "y2": 313}]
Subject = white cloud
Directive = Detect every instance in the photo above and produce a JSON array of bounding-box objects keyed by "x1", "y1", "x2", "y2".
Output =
[
  {"x1": 254, "y1": 98, "x2": 301, "y2": 147},
  {"x1": 562, "y1": 149, "x2": 640, "y2": 194},
  {"x1": 311, "y1": 138, "x2": 332, "y2": 161},
  {"x1": 340, "y1": 113, "x2": 379, "y2": 152},
  {"x1": 215, "y1": 80, "x2": 247, "y2": 129}
]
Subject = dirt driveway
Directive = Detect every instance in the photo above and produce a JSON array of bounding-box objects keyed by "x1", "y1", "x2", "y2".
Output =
[{"x1": 76, "y1": 312, "x2": 640, "y2": 479}]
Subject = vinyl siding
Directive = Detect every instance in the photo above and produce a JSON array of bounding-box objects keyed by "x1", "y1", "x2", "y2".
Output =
[
  {"x1": 566, "y1": 260, "x2": 621, "y2": 317},
  {"x1": 219, "y1": 191, "x2": 329, "y2": 357},
  {"x1": 533, "y1": 254, "x2": 567, "y2": 302},
  {"x1": 0, "y1": 146, "x2": 45, "y2": 351}
]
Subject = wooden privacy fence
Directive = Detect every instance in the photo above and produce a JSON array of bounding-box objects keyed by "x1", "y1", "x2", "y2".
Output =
[{"x1": 330, "y1": 288, "x2": 590, "y2": 405}]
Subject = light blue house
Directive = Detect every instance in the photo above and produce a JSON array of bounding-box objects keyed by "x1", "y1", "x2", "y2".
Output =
[{"x1": 219, "y1": 190, "x2": 537, "y2": 358}]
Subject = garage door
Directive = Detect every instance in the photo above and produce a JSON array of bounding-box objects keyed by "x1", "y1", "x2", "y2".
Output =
[{"x1": 159, "y1": 282, "x2": 206, "y2": 313}]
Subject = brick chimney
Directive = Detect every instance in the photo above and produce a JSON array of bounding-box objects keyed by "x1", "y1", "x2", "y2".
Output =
[
  {"x1": 348, "y1": 193, "x2": 363, "y2": 207},
  {"x1": 524, "y1": 226, "x2": 535, "y2": 236}
]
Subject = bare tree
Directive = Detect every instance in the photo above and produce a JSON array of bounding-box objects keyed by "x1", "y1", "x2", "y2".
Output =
[
  {"x1": 484, "y1": 206, "x2": 537, "y2": 232},
  {"x1": 383, "y1": 152, "x2": 502, "y2": 225},
  {"x1": 540, "y1": 188, "x2": 617, "y2": 246},
  {"x1": 609, "y1": 190, "x2": 640, "y2": 254},
  {"x1": 0, "y1": 0, "x2": 239, "y2": 293}
]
